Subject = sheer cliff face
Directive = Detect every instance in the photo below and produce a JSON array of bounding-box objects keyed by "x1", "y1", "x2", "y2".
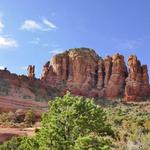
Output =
[{"x1": 41, "y1": 48, "x2": 150, "y2": 101}]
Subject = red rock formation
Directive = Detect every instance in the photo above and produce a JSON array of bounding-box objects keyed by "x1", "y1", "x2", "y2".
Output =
[
  {"x1": 97, "y1": 59, "x2": 104, "y2": 90},
  {"x1": 125, "y1": 55, "x2": 150, "y2": 101},
  {"x1": 27, "y1": 65, "x2": 35, "y2": 79},
  {"x1": 41, "y1": 48, "x2": 150, "y2": 101},
  {"x1": 103, "y1": 56, "x2": 112, "y2": 87},
  {"x1": 105, "y1": 54, "x2": 127, "y2": 98},
  {"x1": 41, "y1": 61, "x2": 50, "y2": 80},
  {"x1": 67, "y1": 48, "x2": 99, "y2": 91}
]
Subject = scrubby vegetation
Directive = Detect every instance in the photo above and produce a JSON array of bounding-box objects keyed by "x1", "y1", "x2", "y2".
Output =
[
  {"x1": 104, "y1": 103, "x2": 150, "y2": 149},
  {"x1": 0, "y1": 109, "x2": 36, "y2": 128},
  {"x1": 0, "y1": 77, "x2": 10, "y2": 96},
  {"x1": 0, "y1": 93, "x2": 149, "y2": 150}
]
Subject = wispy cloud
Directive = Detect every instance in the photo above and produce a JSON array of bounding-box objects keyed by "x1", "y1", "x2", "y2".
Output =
[
  {"x1": 0, "y1": 20, "x2": 4, "y2": 32},
  {"x1": 112, "y1": 38, "x2": 139, "y2": 50},
  {"x1": 0, "y1": 36, "x2": 18, "y2": 48},
  {"x1": 0, "y1": 66, "x2": 5, "y2": 70},
  {"x1": 21, "y1": 20, "x2": 42, "y2": 31},
  {"x1": 20, "y1": 66, "x2": 28, "y2": 70},
  {"x1": 49, "y1": 48, "x2": 63, "y2": 55},
  {"x1": 43, "y1": 18, "x2": 57, "y2": 29},
  {"x1": 42, "y1": 42, "x2": 60, "y2": 48},
  {"x1": 117, "y1": 40, "x2": 138, "y2": 50},
  {"x1": 0, "y1": 13, "x2": 4, "y2": 32},
  {"x1": 21, "y1": 18, "x2": 57, "y2": 32}
]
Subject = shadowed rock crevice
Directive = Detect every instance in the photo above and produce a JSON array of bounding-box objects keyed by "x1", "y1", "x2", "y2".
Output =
[{"x1": 94, "y1": 66, "x2": 98, "y2": 88}]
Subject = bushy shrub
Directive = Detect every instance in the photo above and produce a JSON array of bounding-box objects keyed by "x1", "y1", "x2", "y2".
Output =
[
  {"x1": 24, "y1": 109, "x2": 36, "y2": 126},
  {"x1": 0, "y1": 137, "x2": 23, "y2": 150},
  {"x1": 36, "y1": 92, "x2": 113, "y2": 149},
  {"x1": 73, "y1": 135, "x2": 111, "y2": 150}
]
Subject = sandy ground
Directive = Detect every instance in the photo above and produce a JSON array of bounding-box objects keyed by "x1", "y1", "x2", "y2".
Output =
[{"x1": 0, "y1": 127, "x2": 36, "y2": 144}]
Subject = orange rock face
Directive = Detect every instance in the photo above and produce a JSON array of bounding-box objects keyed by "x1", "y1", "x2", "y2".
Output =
[
  {"x1": 27, "y1": 65, "x2": 35, "y2": 79},
  {"x1": 125, "y1": 56, "x2": 150, "y2": 101},
  {"x1": 41, "y1": 48, "x2": 150, "y2": 101},
  {"x1": 41, "y1": 61, "x2": 50, "y2": 80},
  {"x1": 105, "y1": 54, "x2": 127, "y2": 98}
]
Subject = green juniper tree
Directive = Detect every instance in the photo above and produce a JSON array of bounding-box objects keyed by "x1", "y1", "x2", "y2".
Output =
[{"x1": 36, "y1": 92, "x2": 113, "y2": 150}]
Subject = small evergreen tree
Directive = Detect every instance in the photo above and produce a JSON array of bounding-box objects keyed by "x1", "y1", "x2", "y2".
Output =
[{"x1": 36, "y1": 92, "x2": 113, "y2": 149}]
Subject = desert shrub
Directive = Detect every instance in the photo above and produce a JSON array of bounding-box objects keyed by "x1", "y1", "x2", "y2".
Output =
[
  {"x1": 15, "y1": 109, "x2": 25, "y2": 123},
  {"x1": 0, "y1": 136, "x2": 38, "y2": 150},
  {"x1": 73, "y1": 135, "x2": 111, "y2": 150},
  {"x1": 0, "y1": 111, "x2": 34, "y2": 128},
  {"x1": 7, "y1": 112, "x2": 16, "y2": 123},
  {"x1": 104, "y1": 102, "x2": 150, "y2": 149},
  {"x1": 0, "y1": 113, "x2": 9, "y2": 123},
  {"x1": 19, "y1": 137, "x2": 38, "y2": 150},
  {"x1": 24, "y1": 109, "x2": 36, "y2": 126},
  {"x1": 0, "y1": 77, "x2": 10, "y2": 95},
  {"x1": 0, "y1": 137, "x2": 23, "y2": 150},
  {"x1": 140, "y1": 132, "x2": 150, "y2": 149},
  {"x1": 22, "y1": 95, "x2": 32, "y2": 99}
]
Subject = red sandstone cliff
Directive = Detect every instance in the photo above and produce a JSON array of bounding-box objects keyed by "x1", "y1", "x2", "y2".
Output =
[{"x1": 41, "y1": 48, "x2": 150, "y2": 101}]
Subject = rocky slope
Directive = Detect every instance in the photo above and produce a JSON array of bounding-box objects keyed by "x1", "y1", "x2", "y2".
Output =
[{"x1": 0, "y1": 48, "x2": 149, "y2": 105}]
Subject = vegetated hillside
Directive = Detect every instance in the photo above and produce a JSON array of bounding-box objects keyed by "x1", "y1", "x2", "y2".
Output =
[
  {"x1": 0, "y1": 70, "x2": 59, "y2": 102},
  {"x1": 103, "y1": 100, "x2": 150, "y2": 149}
]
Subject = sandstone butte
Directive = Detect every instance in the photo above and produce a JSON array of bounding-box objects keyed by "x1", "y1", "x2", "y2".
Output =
[{"x1": 0, "y1": 48, "x2": 150, "y2": 104}]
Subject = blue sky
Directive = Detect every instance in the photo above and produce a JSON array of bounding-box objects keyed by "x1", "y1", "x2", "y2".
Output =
[{"x1": 0, "y1": 0, "x2": 150, "y2": 77}]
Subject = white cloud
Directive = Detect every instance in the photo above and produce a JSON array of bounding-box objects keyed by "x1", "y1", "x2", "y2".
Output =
[
  {"x1": 42, "y1": 43, "x2": 60, "y2": 48},
  {"x1": 0, "y1": 20, "x2": 4, "y2": 32},
  {"x1": 0, "y1": 66, "x2": 5, "y2": 70},
  {"x1": 20, "y1": 66, "x2": 27, "y2": 70},
  {"x1": 43, "y1": 18, "x2": 57, "y2": 29},
  {"x1": 49, "y1": 49, "x2": 63, "y2": 55},
  {"x1": 0, "y1": 36, "x2": 18, "y2": 48},
  {"x1": 21, "y1": 19, "x2": 57, "y2": 32},
  {"x1": 116, "y1": 40, "x2": 137, "y2": 50},
  {"x1": 21, "y1": 20, "x2": 42, "y2": 31}
]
